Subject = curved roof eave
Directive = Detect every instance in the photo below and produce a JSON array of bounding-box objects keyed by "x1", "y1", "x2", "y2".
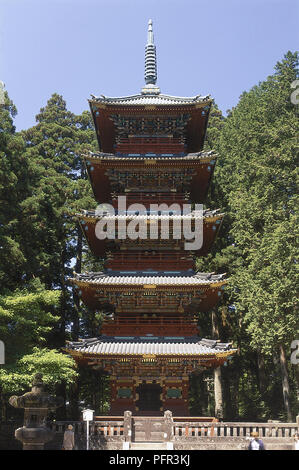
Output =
[{"x1": 89, "y1": 93, "x2": 212, "y2": 107}]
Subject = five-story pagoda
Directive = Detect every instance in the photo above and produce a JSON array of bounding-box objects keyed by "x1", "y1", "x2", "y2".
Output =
[{"x1": 66, "y1": 20, "x2": 236, "y2": 416}]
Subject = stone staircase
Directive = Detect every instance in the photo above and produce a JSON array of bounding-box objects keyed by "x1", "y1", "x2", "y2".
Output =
[{"x1": 129, "y1": 442, "x2": 171, "y2": 450}]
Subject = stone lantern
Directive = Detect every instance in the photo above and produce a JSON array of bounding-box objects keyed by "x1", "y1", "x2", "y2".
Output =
[{"x1": 9, "y1": 373, "x2": 64, "y2": 450}]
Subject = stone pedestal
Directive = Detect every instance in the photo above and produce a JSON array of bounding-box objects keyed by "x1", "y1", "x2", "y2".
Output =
[
  {"x1": 9, "y1": 373, "x2": 63, "y2": 450},
  {"x1": 14, "y1": 426, "x2": 54, "y2": 450}
]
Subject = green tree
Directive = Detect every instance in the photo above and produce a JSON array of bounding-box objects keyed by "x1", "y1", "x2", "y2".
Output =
[
  {"x1": 20, "y1": 94, "x2": 97, "y2": 345},
  {"x1": 0, "y1": 280, "x2": 77, "y2": 419},
  {"x1": 0, "y1": 92, "x2": 29, "y2": 291},
  {"x1": 0, "y1": 92, "x2": 97, "y2": 420},
  {"x1": 216, "y1": 51, "x2": 299, "y2": 421}
]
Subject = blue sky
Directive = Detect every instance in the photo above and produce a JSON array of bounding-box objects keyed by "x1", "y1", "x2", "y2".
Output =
[{"x1": 1, "y1": 0, "x2": 298, "y2": 130}]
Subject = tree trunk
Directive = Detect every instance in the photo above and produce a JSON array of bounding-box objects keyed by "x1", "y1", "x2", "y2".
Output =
[
  {"x1": 211, "y1": 310, "x2": 223, "y2": 419},
  {"x1": 55, "y1": 382, "x2": 66, "y2": 420},
  {"x1": 214, "y1": 366, "x2": 224, "y2": 419},
  {"x1": 257, "y1": 351, "x2": 267, "y2": 394},
  {"x1": 72, "y1": 225, "x2": 82, "y2": 341},
  {"x1": 222, "y1": 367, "x2": 233, "y2": 420},
  {"x1": 211, "y1": 309, "x2": 220, "y2": 338},
  {"x1": 279, "y1": 344, "x2": 293, "y2": 421},
  {"x1": 68, "y1": 380, "x2": 80, "y2": 420},
  {"x1": 59, "y1": 248, "x2": 68, "y2": 346},
  {"x1": 0, "y1": 386, "x2": 7, "y2": 421}
]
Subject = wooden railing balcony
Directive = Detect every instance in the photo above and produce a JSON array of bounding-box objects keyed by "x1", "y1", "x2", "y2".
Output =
[
  {"x1": 106, "y1": 261, "x2": 193, "y2": 271},
  {"x1": 112, "y1": 192, "x2": 189, "y2": 204},
  {"x1": 115, "y1": 144, "x2": 185, "y2": 154},
  {"x1": 117, "y1": 137, "x2": 184, "y2": 145},
  {"x1": 106, "y1": 252, "x2": 191, "y2": 260},
  {"x1": 102, "y1": 315, "x2": 198, "y2": 326},
  {"x1": 101, "y1": 315, "x2": 199, "y2": 336},
  {"x1": 105, "y1": 252, "x2": 193, "y2": 271}
]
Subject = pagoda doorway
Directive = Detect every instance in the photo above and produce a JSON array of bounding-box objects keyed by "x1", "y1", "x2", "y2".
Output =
[{"x1": 136, "y1": 382, "x2": 162, "y2": 414}]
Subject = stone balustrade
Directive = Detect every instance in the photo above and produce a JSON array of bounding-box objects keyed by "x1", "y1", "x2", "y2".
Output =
[
  {"x1": 49, "y1": 417, "x2": 298, "y2": 440},
  {"x1": 50, "y1": 420, "x2": 124, "y2": 437},
  {"x1": 172, "y1": 421, "x2": 298, "y2": 438},
  {"x1": 43, "y1": 415, "x2": 299, "y2": 450}
]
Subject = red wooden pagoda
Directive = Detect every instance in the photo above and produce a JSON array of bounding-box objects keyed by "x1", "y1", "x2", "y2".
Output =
[{"x1": 66, "y1": 20, "x2": 236, "y2": 416}]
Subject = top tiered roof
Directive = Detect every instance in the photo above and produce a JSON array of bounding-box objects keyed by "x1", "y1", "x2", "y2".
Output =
[
  {"x1": 89, "y1": 20, "x2": 212, "y2": 154},
  {"x1": 89, "y1": 19, "x2": 211, "y2": 108}
]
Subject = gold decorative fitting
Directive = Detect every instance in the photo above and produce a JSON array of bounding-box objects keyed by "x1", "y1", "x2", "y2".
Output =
[
  {"x1": 143, "y1": 284, "x2": 156, "y2": 289},
  {"x1": 195, "y1": 102, "x2": 210, "y2": 109},
  {"x1": 144, "y1": 159, "x2": 156, "y2": 164},
  {"x1": 142, "y1": 354, "x2": 156, "y2": 359}
]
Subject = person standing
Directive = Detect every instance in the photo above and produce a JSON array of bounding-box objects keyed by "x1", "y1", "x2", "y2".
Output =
[
  {"x1": 248, "y1": 431, "x2": 265, "y2": 450},
  {"x1": 63, "y1": 424, "x2": 75, "y2": 450},
  {"x1": 294, "y1": 433, "x2": 299, "y2": 450}
]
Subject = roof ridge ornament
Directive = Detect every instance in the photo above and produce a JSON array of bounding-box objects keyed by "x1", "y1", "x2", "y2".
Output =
[{"x1": 142, "y1": 19, "x2": 161, "y2": 95}]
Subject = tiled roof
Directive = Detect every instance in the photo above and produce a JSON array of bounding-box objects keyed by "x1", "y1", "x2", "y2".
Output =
[
  {"x1": 66, "y1": 336, "x2": 236, "y2": 356},
  {"x1": 83, "y1": 150, "x2": 217, "y2": 161},
  {"x1": 89, "y1": 93, "x2": 211, "y2": 107},
  {"x1": 78, "y1": 208, "x2": 223, "y2": 221},
  {"x1": 71, "y1": 271, "x2": 226, "y2": 286}
]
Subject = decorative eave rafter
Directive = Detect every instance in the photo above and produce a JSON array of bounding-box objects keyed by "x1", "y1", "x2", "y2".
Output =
[{"x1": 82, "y1": 150, "x2": 217, "y2": 163}]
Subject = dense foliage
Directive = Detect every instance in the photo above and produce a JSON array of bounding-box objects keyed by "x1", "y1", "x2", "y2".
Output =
[{"x1": 197, "y1": 51, "x2": 299, "y2": 420}]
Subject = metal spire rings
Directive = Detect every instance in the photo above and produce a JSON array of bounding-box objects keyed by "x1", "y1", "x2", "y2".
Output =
[{"x1": 144, "y1": 19, "x2": 157, "y2": 86}]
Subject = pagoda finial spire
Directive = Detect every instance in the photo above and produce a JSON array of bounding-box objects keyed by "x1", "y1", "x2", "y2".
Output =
[
  {"x1": 147, "y1": 18, "x2": 154, "y2": 45},
  {"x1": 143, "y1": 19, "x2": 159, "y2": 93}
]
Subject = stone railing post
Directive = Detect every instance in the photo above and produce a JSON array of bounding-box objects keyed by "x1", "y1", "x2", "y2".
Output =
[
  {"x1": 123, "y1": 410, "x2": 132, "y2": 448},
  {"x1": 164, "y1": 410, "x2": 174, "y2": 449}
]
